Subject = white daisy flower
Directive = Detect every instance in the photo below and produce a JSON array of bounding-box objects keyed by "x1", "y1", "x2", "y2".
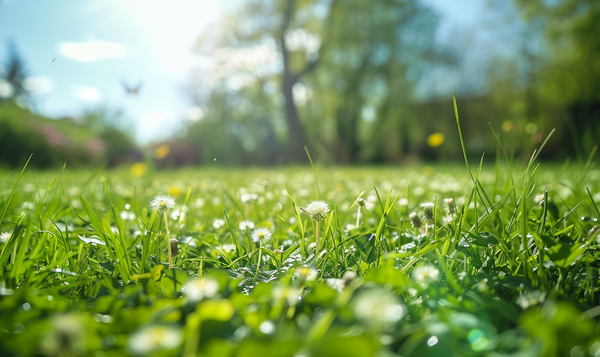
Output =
[{"x1": 295, "y1": 266, "x2": 318, "y2": 282}]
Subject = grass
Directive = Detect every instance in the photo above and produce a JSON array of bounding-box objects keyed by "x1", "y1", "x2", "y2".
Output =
[{"x1": 1, "y1": 135, "x2": 600, "y2": 355}]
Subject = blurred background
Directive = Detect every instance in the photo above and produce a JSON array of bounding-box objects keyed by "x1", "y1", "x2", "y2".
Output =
[{"x1": 0, "y1": 0, "x2": 598, "y2": 169}]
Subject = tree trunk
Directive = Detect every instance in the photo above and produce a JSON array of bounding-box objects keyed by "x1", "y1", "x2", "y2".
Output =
[
  {"x1": 281, "y1": 72, "x2": 310, "y2": 162},
  {"x1": 277, "y1": 0, "x2": 338, "y2": 163}
]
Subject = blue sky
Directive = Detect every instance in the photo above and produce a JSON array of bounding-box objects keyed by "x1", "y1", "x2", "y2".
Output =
[{"x1": 0, "y1": 0, "x2": 485, "y2": 143}]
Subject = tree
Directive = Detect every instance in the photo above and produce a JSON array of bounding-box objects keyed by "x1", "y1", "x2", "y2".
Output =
[
  {"x1": 187, "y1": 0, "x2": 442, "y2": 164},
  {"x1": 4, "y1": 41, "x2": 29, "y2": 101},
  {"x1": 514, "y1": 0, "x2": 600, "y2": 156}
]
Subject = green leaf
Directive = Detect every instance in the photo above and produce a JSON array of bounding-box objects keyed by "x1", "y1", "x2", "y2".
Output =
[
  {"x1": 160, "y1": 268, "x2": 188, "y2": 296},
  {"x1": 198, "y1": 299, "x2": 235, "y2": 321},
  {"x1": 546, "y1": 242, "x2": 584, "y2": 268},
  {"x1": 363, "y1": 264, "x2": 410, "y2": 289},
  {"x1": 151, "y1": 264, "x2": 164, "y2": 281},
  {"x1": 467, "y1": 232, "x2": 499, "y2": 246}
]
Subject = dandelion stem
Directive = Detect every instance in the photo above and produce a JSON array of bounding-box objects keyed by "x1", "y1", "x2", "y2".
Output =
[
  {"x1": 254, "y1": 243, "x2": 262, "y2": 282},
  {"x1": 164, "y1": 211, "x2": 172, "y2": 269},
  {"x1": 356, "y1": 206, "x2": 361, "y2": 228},
  {"x1": 316, "y1": 220, "x2": 320, "y2": 254}
]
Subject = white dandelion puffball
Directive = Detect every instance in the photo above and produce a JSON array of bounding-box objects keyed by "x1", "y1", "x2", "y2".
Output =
[
  {"x1": 183, "y1": 278, "x2": 219, "y2": 301},
  {"x1": 128, "y1": 325, "x2": 182, "y2": 355},
  {"x1": 413, "y1": 266, "x2": 440, "y2": 284},
  {"x1": 150, "y1": 196, "x2": 176, "y2": 212},
  {"x1": 239, "y1": 220, "x2": 255, "y2": 230},
  {"x1": 304, "y1": 200, "x2": 330, "y2": 221},
  {"x1": 251, "y1": 228, "x2": 272, "y2": 244},
  {"x1": 352, "y1": 289, "x2": 406, "y2": 330},
  {"x1": 0, "y1": 232, "x2": 11, "y2": 243}
]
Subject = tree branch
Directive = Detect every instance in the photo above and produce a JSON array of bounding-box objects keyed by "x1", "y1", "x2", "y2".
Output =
[{"x1": 296, "y1": 0, "x2": 339, "y2": 79}]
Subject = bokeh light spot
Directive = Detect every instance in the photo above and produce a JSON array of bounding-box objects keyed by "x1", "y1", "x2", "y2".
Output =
[
  {"x1": 468, "y1": 329, "x2": 488, "y2": 351},
  {"x1": 501, "y1": 120, "x2": 513, "y2": 132},
  {"x1": 525, "y1": 123, "x2": 537, "y2": 134},
  {"x1": 427, "y1": 133, "x2": 445, "y2": 148},
  {"x1": 155, "y1": 144, "x2": 170, "y2": 159}
]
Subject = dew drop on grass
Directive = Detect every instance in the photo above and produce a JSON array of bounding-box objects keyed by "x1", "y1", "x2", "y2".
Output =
[
  {"x1": 47, "y1": 295, "x2": 53, "y2": 301},
  {"x1": 22, "y1": 303, "x2": 30, "y2": 311},
  {"x1": 427, "y1": 336, "x2": 438, "y2": 346}
]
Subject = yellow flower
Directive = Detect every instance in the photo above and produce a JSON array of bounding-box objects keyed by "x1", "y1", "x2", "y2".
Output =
[
  {"x1": 130, "y1": 162, "x2": 148, "y2": 177},
  {"x1": 167, "y1": 186, "x2": 181, "y2": 197},
  {"x1": 155, "y1": 144, "x2": 170, "y2": 160},
  {"x1": 427, "y1": 132, "x2": 445, "y2": 148}
]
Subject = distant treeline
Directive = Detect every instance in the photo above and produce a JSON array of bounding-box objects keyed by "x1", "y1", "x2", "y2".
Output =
[{"x1": 0, "y1": 100, "x2": 140, "y2": 169}]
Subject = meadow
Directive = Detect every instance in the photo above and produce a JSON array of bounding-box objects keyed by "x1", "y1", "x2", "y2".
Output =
[{"x1": 1, "y1": 152, "x2": 599, "y2": 357}]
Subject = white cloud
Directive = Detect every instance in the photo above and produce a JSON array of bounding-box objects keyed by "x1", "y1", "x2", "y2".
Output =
[
  {"x1": 58, "y1": 40, "x2": 127, "y2": 62},
  {"x1": 72, "y1": 85, "x2": 102, "y2": 102},
  {"x1": 23, "y1": 76, "x2": 54, "y2": 96}
]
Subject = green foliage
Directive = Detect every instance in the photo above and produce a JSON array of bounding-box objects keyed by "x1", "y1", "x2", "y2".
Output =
[
  {"x1": 186, "y1": 0, "x2": 450, "y2": 164},
  {"x1": 0, "y1": 142, "x2": 599, "y2": 355},
  {"x1": 0, "y1": 101, "x2": 139, "y2": 168}
]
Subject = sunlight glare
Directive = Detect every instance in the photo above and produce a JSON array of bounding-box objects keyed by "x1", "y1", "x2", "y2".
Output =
[{"x1": 120, "y1": 0, "x2": 220, "y2": 76}]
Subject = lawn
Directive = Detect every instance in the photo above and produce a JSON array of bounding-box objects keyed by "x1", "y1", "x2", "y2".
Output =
[{"x1": 1, "y1": 160, "x2": 599, "y2": 356}]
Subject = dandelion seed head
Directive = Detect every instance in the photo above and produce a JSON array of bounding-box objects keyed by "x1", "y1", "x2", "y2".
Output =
[
  {"x1": 150, "y1": 196, "x2": 176, "y2": 212},
  {"x1": 0, "y1": 232, "x2": 10, "y2": 243},
  {"x1": 420, "y1": 202, "x2": 434, "y2": 209},
  {"x1": 213, "y1": 219, "x2": 225, "y2": 229},
  {"x1": 303, "y1": 200, "x2": 330, "y2": 221},
  {"x1": 239, "y1": 220, "x2": 255, "y2": 230},
  {"x1": 251, "y1": 227, "x2": 272, "y2": 244},
  {"x1": 128, "y1": 325, "x2": 182, "y2": 355},
  {"x1": 353, "y1": 289, "x2": 406, "y2": 329},
  {"x1": 183, "y1": 278, "x2": 219, "y2": 301},
  {"x1": 413, "y1": 266, "x2": 439, "y2": 284}
]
